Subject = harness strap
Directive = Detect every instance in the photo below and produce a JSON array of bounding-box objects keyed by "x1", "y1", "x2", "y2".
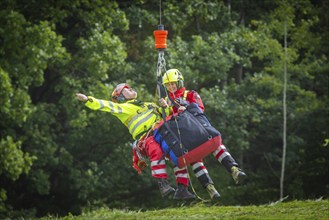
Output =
[
  {"x1": 157, "y1": 115, "x2": 185, "y2": 165},
  {"x1": 168, "y1": 94, "x2": 180, "y2": 108},
  {"x1": 135, "y1": 126, "x2": 155, "y2": 155},
  {"x1": 168, "y1": 90, "x2": 190, "y2": 108}
]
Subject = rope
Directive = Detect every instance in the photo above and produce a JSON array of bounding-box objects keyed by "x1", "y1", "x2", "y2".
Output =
[{"x1": 159, "y1": 0, "x2": 162, "y2": 25}]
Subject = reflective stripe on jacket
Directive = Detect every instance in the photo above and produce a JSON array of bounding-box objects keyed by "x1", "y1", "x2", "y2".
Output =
[{"x1": 85, "y1": 96, "x2": 166, "y2": 140}]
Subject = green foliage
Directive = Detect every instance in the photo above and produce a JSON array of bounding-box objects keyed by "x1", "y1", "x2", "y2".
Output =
[
  {"x1": 74, "y1": 29, "x2": 128, "y2": 82},
  {"x1": 166, "y1": 33, "x2": 233, "y2": 89},
  {"x1": 0, "y1": 188, "x2": 7, "y2": 213},
  {"x1": 0, "y1": 68, "x2": 13, "y2": 115},
  {"x1": 0, "y1": 11, "x2": 68, "y2": 88},
  {"x1": 0, "y1": 136, "x2": 35, "y2": 181}
]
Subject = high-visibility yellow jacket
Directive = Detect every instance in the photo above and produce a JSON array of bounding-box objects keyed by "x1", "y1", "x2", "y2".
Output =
[{"x1": 85, "y1": 96, "x2": 170, "y2": 140}]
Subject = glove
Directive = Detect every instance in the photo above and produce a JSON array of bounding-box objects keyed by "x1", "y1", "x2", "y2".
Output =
[
  {"x1": 175, "y1": 98, "x2": 189, "y2": 106},
  {"x1": 132, "y1": 149, "x2": 147, "y2": 174}
]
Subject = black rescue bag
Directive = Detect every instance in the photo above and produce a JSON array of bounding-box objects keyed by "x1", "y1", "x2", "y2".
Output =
[{"x1": 154, "y1": 103, "x2": 221, "y2": 168}]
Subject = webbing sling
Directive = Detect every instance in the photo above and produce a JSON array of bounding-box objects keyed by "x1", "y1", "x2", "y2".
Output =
[
  {"x1": 157, "y1": 116, "x2": 183, "y2": 163},
  {"x1": 157, "y1": 93, "x2": 192, "y2": 164}
]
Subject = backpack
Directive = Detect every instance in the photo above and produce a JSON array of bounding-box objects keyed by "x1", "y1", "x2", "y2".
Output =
[{"x1": 153, "y1": 103, "x2": 221, "y2": 168}]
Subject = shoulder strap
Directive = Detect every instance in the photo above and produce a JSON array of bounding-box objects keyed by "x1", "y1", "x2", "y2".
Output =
[
  {"x1": 167, "y1": 94, "x2": 180, "y2": 108},
  {"x1": 130, "y1": 100, "x2": 145, "y2": 106},
  {"x1": 157, "y1": 114, "x2": 184, "y2": 165}
]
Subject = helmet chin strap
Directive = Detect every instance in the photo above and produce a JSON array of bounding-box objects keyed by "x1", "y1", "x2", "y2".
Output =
[{"x1": 117, "y1": 93, "x2": 126, "y2": 103}]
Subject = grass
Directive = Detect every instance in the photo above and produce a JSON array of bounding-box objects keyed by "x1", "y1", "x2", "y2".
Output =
[{"x1": 41, "y1": 199, "x2": 329, "y2": 220}]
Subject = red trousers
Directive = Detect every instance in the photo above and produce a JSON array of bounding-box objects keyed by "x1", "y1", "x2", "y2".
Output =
[{"x1": 143, "y1": 135, "x2": 168, "y2": 179}]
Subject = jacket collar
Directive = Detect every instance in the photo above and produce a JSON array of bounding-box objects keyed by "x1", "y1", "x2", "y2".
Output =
[{"x1": 170, "y1": 87, "x2": 186, "y2": 99}]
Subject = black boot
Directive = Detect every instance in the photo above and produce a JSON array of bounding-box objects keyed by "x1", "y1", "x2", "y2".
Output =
[
  {"x1": 173, "y1": 183, "x2": 196, "y2": 200},
  {"x1": 231, "y1": 166, "x2": 247, "y2": 184},
  {"x1": 221, "y1": 156, "x2": 247, "y2": 184},
  {"x1": 221, "y1": 155, "x2": 239, "y2": 173},
  {"x1": 206, "y1": 184, "x2": 221, "y2": 200},
  {"x1": 194, "y1": 170, "x2": 220, "y2": 200},
  {"x1": 158, "y1": 178, "x2": 175, "y2": 197}
]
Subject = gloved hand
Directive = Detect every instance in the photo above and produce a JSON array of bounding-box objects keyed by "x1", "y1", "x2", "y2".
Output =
[
  {"x1": 175, "y1": 98, "x2": 189, "y2": 106},
  {"x1": 158, "y1": 98, "x2": 168, "y2": 107},
  {"x1": 132, "y1": 149, "x2": 147, "y2": 174},
  {"x1": 178, "y1": 106, "x2": 186, "y2": 113}
]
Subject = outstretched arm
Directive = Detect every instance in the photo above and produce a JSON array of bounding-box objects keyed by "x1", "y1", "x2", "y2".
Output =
[{"x1": 76, "y1": 93, "x2": 126, "y2": 115}]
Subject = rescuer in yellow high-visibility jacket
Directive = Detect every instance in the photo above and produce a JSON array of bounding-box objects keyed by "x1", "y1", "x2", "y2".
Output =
[{"x1": 76, "y1": 83, "x2": 191, "y2": 199}]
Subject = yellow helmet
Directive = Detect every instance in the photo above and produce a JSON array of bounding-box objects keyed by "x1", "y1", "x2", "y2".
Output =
[{"x1": 162, "y1": 69, "x2": 184, "y2": 88}]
